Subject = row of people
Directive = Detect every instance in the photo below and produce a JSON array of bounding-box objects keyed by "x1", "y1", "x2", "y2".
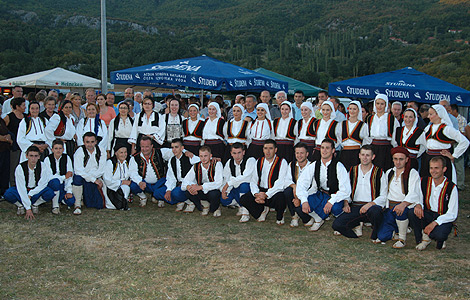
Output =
[{"x1": 3, "y1": 134, "x2": 458, "y2": 251}]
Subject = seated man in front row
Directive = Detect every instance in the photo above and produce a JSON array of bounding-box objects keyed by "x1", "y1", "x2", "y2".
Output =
[
  {"x1": 295, "y1": 138, "x2": 351, "y2": 231},
  {"x1": 332, "y1": 145, "x2": 386, "y2": 240},
  {"x1": 240, "y1": 139, "x2": 288, "y2": 225},
  {"x1": 4, "y1": 145, "x2": 55, "y2": 219},
  {"x1": 164, "y1": 138, "x2": 200, "y2": 212},
  {"x1": 72, "y1": 132, "x2": 108, "y2": 215},
  {"x1": 408, "y1": 156, "x2": 458, "y2": 250},
  {"x1": 221, "y1": 142, "x2": 256, "y2": 222},
  {"x1": 181, "y1": 146, "x2": 224, "y2": 217}
]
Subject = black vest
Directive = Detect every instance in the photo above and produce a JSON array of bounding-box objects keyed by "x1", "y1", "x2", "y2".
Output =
[
  {"x1": 387, "y1": 169, "x2": 411, "y2": 195},
  {"x1": 350, "y1": 165, "x2": 383, "y2": 201},
  {"x1": 82, "y1": 145, "x2": 101, "y2": 168},
  {"x1": 111, "y1": 115, "x2": 134, "y2": 150},
  {"x1": 256, "y1": 156, "x2": 282, "y2": 188},
  {"x1": 194, "y1": 160, "x2": 217, "y2": 185},
  {"x1": 421, "y1": 177, "x2": 455, "y2": 215},
  {"x1": 229, "y1": 158, "x2": 248, "y2": 177},
  {"x1": 273, "y1": 118, "x2": 297, "y2": 140},
  {"x1": 395, "y1": 126, "x2": 424, "y2": 151},
  {"x1": 311, "y1": 119, "x2": 338, "y2": 142},
  {"x1": 21, "y1": 161, "x2": 41, "y2": 188},
  {"x1": 425, "y1": 124, "x2": 454, "y2": 144},
  {"x1": 170, "y1": 155, "x2": 193, "y2": 181},
  {"x1": 48, "y1": 153, "x2": 68, "y2": 176},
  {"x1": 182, "y1": 119, "x2": 205, "y2": 138},
  {"x1": 227, "y1": 120, "x2": 249, "y2": 140},
  {"x1": 342, "y1": 121, "x2": 364, "y2": 144},
  {"x1": 366, "y1": 113, "x2": 394, "y2": 138},
  {"x1": 137, "y1": 111, "x2": 160, "y2": 127},
  {"x1": 314, "y1": 159, "x2": 339, "y2": 194},
  {"x1": 133, "y1": 148, "x2": 166, "y2": 180}
]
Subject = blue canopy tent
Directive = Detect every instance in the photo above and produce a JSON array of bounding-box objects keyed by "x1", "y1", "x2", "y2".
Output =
[
  {"x1": 253, "y1": 68, "x2": 323, "y2": 96},
  {"x1": 110, "y1": 55, "x2": 288, "y2": 93},
  {"x1": 329, "y1": 67, "x2": 470, "y2": 106}
]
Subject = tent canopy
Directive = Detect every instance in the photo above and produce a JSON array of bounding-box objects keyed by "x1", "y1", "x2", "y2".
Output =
[
  {"x1": 329, "y1": 67, "x2": 470, "y2": 106},
  {"x1": 0, "y1": 67, "x2": 113, "y2": 89},
  {"x1": 253, "y1": 67, "x2": 324, "y2": 97},
  {"x1": 110, "y1": 55, "x2": 288, "y2": 93}
]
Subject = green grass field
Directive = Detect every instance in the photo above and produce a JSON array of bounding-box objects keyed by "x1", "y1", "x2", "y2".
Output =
[{"x1": 1, "y1": 177, "x2": 469, "y2": 299}]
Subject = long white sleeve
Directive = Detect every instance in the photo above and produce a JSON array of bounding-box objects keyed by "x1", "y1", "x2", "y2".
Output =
[
  {"x1": 296, "y1": 163, "x2": 318, "y2": 204},
  {"x1": 202, "y1": 162, "x2": 224, "y2": 193},
  {"x1": 266, "y1": 159, "x2": 289, "y2": 199},
  {"x1": 328, "y1": 162, "x2": 351, "y2": 204}
]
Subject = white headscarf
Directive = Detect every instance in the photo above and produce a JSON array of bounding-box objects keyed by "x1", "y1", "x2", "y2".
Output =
[
  {"x1": 300, "y1": 102, "x2": 314, "y2": 118},
  {"x1": 208, "y1": 102, "x2": 221, "y2": 118},
  {"x1": 280, "y1": 101, "x2": 293, "y2": 119},
  {"x1": 373, "y1": 93, "x2": 389, "y2": 113},
  {"x1": 321, "y1": 100, "x2": 336, "y2": 120},
  {"x1": 188, "y1": 104, "x2": 203, "y2": 120},
  {"x1": 256, "y1": 103, "x2": 272, "y2": 121},
  {"x1": 402, "y1": 108, "x2": 418, "y2": 129},
  {"x1": 348, "y1": 100, "x2": 363, "y2": 121},
  {"x1": 232, "y1": 104, "x2": 244, "y2": 121},
  {"x1": 431, "y1": 104, "x2": 452, "y2": 126}
]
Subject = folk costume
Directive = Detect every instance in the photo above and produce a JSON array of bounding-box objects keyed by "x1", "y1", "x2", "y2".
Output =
[
  {"x1": 283, "y1": 160, "x2": 313, "y2": 225},
  {"x1": 310, "y1": 101, "x2": 341, "y2": 161},
  {"x1": 76, "y1": 115, "x2": 108, "y2": 150},
  {"x1": 182, "y1": 104, "x2": 205, "y2": 155},
  {"x1": 103, "y1": 150, "x2": 132, "y2": 210},
  {"x1": 295, "y1": 102, "x2": 316, "y2": 161},
  {"x1": 202, "y1": 103, "x2": 226, "y2": 160},
  {"x1": 164, "y1": 153, "x2": 200, "y2": 205},
  {"x1": 273, "y1": 101, "x2": 297, "y2": 163},
  {"x1": 128, "y1": 111, "x2": 166, "y2": 152},
  {"x1": 17, "y1": 115, "x2": 49, "y2": 162},
  {"x1": 107, "y1": 114, "x2": 133, "y2": 156},
  {"x1": 220, "y1": 157, "x2": 256, "y2": 209},
  {"x1": 44, "y1": 153, "x2": 75, "y2": 209},
  {"x1": 45, "y1": 109, "x2": 76, "y2": 156},
  {"x1": 246, "y1": 103, "x2": 274, "y2": 159}
]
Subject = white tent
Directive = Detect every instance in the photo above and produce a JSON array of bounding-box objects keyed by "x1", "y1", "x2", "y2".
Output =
[{"x1": 0, "y1": 67, "x2": 113, "y2": 89}]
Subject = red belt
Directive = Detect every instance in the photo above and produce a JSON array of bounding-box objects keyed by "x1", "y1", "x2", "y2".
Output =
[{"x1": 372, "y1": 139, "x2": 391, "y2": 146}]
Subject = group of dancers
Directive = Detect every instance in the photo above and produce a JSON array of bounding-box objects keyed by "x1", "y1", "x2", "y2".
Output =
[{"x1": 1, "y1": 90, "x2": 468, "y2": 251}]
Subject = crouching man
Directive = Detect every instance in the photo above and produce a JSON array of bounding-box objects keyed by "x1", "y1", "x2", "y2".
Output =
[
  {"x1": 332, "y1": 145, "x2": 386, "y2": 240},
  {"x1": 240, "y1": 139, "x2": 288, "y2": 225},
  {"x1": 295, "y1": 139, "x2": 351, "y2": 231},
  {"x1": 181, "y1": 146, "x2": 224, "y2": 217},
  {"x1": 72, "y1": 132, "x2": 108, "y2": 215},
  {"x1": 221, "y1": 142, "x2": 256, "y2": 222},
  {"x1": 4, "y1": 145, "x2": 54, "y2": 219},
  {"x1": 44, "y1": 139, "x2": 75, "y2": 214},
  {"x1": 408, "y1": 156, "x2": 458, "y2": 250}
]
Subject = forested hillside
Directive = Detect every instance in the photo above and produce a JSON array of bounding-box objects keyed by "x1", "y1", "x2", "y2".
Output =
[{"x1": 1, "y1": 0, "x2": 470, "y2": 90}]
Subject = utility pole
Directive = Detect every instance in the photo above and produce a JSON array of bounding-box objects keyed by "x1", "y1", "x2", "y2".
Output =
[{"x1": 100, "y1": 0, "x2": 108, "y2": 93}]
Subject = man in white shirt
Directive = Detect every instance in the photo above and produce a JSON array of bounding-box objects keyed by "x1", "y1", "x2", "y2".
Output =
[
  {"x1": 45, "y1": 140, "x2": 75, "y2": 214},
  {"x1": 181, "y1": 146, "x2": 224, "y2": 217},
  {"x1": 4, "y1": 145, "x2": 54, "y2": 219},
  {"x1": 1, "y1": 86, "x2": 29, "y2": 118},
  {"x1": 295, "y1": 139, "x2": 351, "y2": 231},
  {"x1": 72, "y1": 132, "x2": 108, "y2": 215},
  {"x1": 81, "y1": 88, "x2": 96, "y2": 109},
  {"x1": 409, "y1": 156, "x2": 458, "y2": 250},
  {"x1": 332, "y1": 145, "x2": 387, "y2": 240},
  {"x1": 240, "y1": 139, "x2": 289, "y2": 225},
  {"x1": 220, "y1": 142, "x2": 256, "y2": 222},
  {"x1": 376, "y1": 146, "x2": 421, "y2": 248},
  {"x1": 164, "y1": 139, "x2": 200, "y2": 212},
  {"x1": 283, "y1": 142, "x2": 313, "y2": 227}
]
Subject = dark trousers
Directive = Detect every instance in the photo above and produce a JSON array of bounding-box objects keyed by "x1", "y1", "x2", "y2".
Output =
[
  {"x1": 0, "y1": 150, "x2": 10, "y2": 195},
  {"x1": 408, "y1": 209, "x2": 453, "y2": 248},
  {"x1": 332, "y1": 204, "x2": 384, "y2": 239},
  {"x1": 285, "y1": 187, "x2": 312, "y2": 224},
  {"x1": 185, "y1": 190, "x2": 221, "y2": 212},
  {"x1": 240, "y1": 191, "x2": 286, "y2": 221}
]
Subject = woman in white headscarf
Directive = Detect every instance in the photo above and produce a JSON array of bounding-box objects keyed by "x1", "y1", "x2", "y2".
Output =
[
  {"x1": 391, "y1": 108, "x2": 426, "y2": 170},
  {"x1": 365, "y1": 94, "x2": 399, "y2": 170},
  {"x1": 295, "y1": 102, "x2": 317, "y2": 160},
  {"x1": 421, "y1": 104, "x2": 469, "y2": 182},
  {"x1": 311, "y1": 100, "x2": 342, "y2": 161},
  {"x1": 182, "y1": 104, "x2": 205, "y2": 155},
  {"x1": 246, "y1": 103, "x2": 274, "y2": 159},
  {"x1": 202, "y1": 102, "x2": 226, "y2": 160},
  {"x1": 338, "y1": 101, "x2": 369, "y2": 171},
  {"x1": 223, "y1": 103, "x2": 251, "y2": 161},
  {"x1": 273, "y1": 101, "x2": 297, "y2": 163}
]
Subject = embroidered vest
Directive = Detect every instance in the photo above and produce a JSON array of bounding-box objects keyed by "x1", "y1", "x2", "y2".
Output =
[
  {"x1": 311, "y1": 119, "x2": 338, "y2": 142},
  {"x1": 273, "y1": 118, "x2": 297, "y2": 140},
  {"x1": 227, "y1": 120, "x2": 249, "y2": 140},
  {"x1": 366, "y1": 113, "x2": 394, "y2": 138},
  {"x1": 425, "y1": 124, "x2": 454, "y2": 144},
  {"x1": 350, "y1": 165, "x2": 383, "y2": 201},
  {"x1": 256, "y1": 156, "x2": 282, "y2": 188},
  {"x1": 421, "y1": 177, "x2": 455, "y2": 215},
  {"x1": 342, "y1": 121, "x2": 364, "y2": 144},
  {"x1": 194, "y1": 160, "x2": 217, "y2": 185},
  {"x1": 387, "y1": 169, "x2": 410, "y2": 195},
  {"x1": 314, "y1": 160, "x2": 339, "y2": 194},
  {"x1": 182, "y1": 119, "x2": 205, "y2": 139},
  {"x1": 395, "y1": 126, "x2": 423, "y2": 151},
  {"x1": 133, "y1": 148, "x2": 166, "y2": 180}
]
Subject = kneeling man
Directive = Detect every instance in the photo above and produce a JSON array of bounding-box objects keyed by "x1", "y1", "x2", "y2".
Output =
[{"x1": 408, "y1": 156, "x2": 458, "y2": 250}]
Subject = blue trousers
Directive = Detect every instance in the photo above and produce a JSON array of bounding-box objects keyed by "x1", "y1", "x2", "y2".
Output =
[
  {"x1": 130, "y1": 177, "x2": 167, "y2": 200},
  {"x1": 48, "y1": 178, "x2": 75, "y2": 207},
  {"x1": 164, "y1": 186, "x2": 187, "y2": 205},
  {"x1": 302, "y1": 191, "x2": 344, "y2": 220},
  {"x1": 73, "y1": 175, "x2": 106, "y2": 209},
  {"x1": 377, "y1": 206, "x2": 410, "y2": 242},
  {"x1": 4, "y1": 186, "x2": 55, "y2": 207},
  {"x1": 220, "y1": 183, "x2": 250, "y2": 206}
]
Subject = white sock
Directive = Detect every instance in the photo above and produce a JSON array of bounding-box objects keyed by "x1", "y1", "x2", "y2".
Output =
[{"x1": 309, "y1": 211, "x2": 323, "y2": 222}]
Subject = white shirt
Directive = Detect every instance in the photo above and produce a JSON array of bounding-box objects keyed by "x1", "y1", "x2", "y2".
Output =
[
  {"x1": 44, "y1": 155, "x2": 74, "y2": 194},
  {"x1": 249, "y1": 119, "x2": 273, "y2": 140},
  {"x1": 165, "y1": 154, "x2": 200, "y2": 191},
  {"x1": 284, "y1": 161, "x2": 312, "y2": 189},
  {"x1": 45, "y1": 114, "x2": 76, "y2": 149},
  {"x1": 341, "y1": 120, "x2": 369, "y2": 147},
  {"x1": 274, "y1": 117, "x2": 295, "y2": 140},
  {"x1": 128, "y1": 148, "x2": 174, "y2": 185},
  {"x1": 76, "y1": 118, "x2": 108, "y2": 150},
  {"x1": 181, "y1": 160, "x2": 224, "y2": 194},
  {"x1": 222, "y1": 157, "x2": 256, "y2": 193},
  {"x1": 15, "y1": 162, "x2": 51, "y2": 210},
  {"x1": 351, "y1": 165, "x2": 388, "y2": 207},
  {"x1": 425, "y1": 122, "x2": 469, "y2": 159},
  {"x1": 224, "y1": 119, "x2": 250, "y2": 145},
  {"x1": 369, "y1": 112, "x2": 399, "y2": 141},
  {"x1": 315, "y1": 118, "x2": 341, "y2": 148},
  {"x1": 202, "y1": 117, "x2": 224, "y2": 141},
  {"x1": 107, "y1": 116, "x2": 133, "y2": 153},
  {"x1": 73, "y1": 147, "x2": 107, "y2": 183},
  {"x1": 391, "y1": 125, "x2": 426, "y2": 157},
  {"x1": 103, "y1": 159, "x2": 131, "y2": 192},
  {"x1": 417, "y1": 177, "x2": 458, "y2": 225},
  {"x1": 296, "y1": 159, "x2": 351, "y2": 205},
  {"x1": 17, "y1": 117, "x2": 48, "y2": 162},
  {"x1": 249, "y1": 156, "x2": 289, "y2": 199},
  {"x1": 184, "y1": 118, "x2": 203, "y2": 142},
  {"x1": 385, "y1": 168, "x2": 421, "y2": 207},
  {"x1": 129, "y1": 112, "x2": 166, "y2": 145},
  {"x1": 296, "y1": 117, "x2": 315, "y2": 142}
]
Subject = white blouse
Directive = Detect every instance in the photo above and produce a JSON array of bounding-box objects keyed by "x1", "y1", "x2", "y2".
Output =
[
  {"x1": 296, "y1": 117, "x2": 315, "y2": 142},
  {"x1": 249, "y1": 119, "x2": 273, "y2": 140},
  {"x1": 76, "y1": 117, "x2": 108, "y2": 150},
  {"x1": 341, "y1": 120, "x2": 369, "y2": 147},
  {"x1": 274, "y1": 117, "x2": 294, "y2": 140},
  {"x1": 224, "y1": 119, "x2": 250, "y2": 144},
  {"x1": 203, "y1": 117, "x2": 224, "y2": 141}
]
